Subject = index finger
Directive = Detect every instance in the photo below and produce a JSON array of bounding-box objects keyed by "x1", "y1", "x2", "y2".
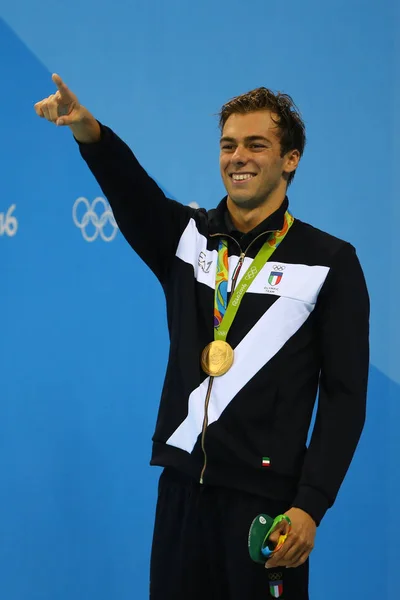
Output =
[{"x1": 52, "y1": 73, "x2": 70, "y2": 96}]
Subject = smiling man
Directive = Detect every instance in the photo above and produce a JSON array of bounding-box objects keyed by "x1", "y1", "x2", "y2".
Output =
[
  {"x1": 220, "y1": 110, "x2": 300, "y2": 231},
  {"x1": 35, "y1": 79, "x2": 370, "y2": 600}
]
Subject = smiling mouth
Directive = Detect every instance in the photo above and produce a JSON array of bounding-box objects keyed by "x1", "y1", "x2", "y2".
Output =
[{"x1": 230, "y1": 173, "x2": 256, "y2": 182}]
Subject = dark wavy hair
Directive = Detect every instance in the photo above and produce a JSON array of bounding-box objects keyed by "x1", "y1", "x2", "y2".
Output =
[{"x1": 218, "y1": 87, "x2": 306, "y2": 185}]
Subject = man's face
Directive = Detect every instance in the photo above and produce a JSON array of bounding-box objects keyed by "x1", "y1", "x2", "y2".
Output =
[{"x1": 219, "y1": 110, "x2": 296, "y2": 210}]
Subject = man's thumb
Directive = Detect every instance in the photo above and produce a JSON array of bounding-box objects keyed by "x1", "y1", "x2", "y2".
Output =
[
  {"x1": 56, "y1": 116, "x2": 73, "y2": 127},
  {"x1": 268, "y1": 529, "x2": 281, "y2": 545},
  {"x1": 268, "y1": 521, "x2": 288, "y2": 546}
]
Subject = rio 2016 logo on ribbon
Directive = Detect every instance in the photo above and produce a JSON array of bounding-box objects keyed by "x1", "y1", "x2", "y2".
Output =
[
  {"x1": 0, "y1": 204, "x2": 18, "y2": 237},
  {"x1": 72, "y1": 197, "x2": 118, "y2": 242}
]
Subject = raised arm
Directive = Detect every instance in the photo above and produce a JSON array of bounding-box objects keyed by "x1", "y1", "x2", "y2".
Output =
[{"x1": 34, "y1": 74, "x2": 195, "y2": 282}]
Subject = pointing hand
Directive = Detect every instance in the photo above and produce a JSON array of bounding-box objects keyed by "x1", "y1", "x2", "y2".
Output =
[{"x1": 34, "y1": 74, "x2": 82, "y2": 126}]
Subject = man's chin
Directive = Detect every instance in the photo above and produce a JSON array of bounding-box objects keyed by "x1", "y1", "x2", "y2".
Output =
[{"x1": 228, "y1": 193, "x2": 261, "y2": 210}]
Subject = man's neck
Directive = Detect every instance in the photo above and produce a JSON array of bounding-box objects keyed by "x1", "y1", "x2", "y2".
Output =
[{"x1": 226, "y1": 192, "x2": 286, "y2": 234}]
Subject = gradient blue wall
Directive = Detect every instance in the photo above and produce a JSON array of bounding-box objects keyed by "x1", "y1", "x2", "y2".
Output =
[{"x1": 0, "y1": 1, "x2": 397, "y2": 598}]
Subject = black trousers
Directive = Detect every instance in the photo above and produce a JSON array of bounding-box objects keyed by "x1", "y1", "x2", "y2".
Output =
[{"x1": 150, "y1": 468, "x2": 309, "y2": 600}]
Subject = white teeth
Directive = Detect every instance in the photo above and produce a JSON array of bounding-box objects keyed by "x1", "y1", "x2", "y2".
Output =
[{"x1": 232, "y1": 173, "x2": 254, "y2": 181}]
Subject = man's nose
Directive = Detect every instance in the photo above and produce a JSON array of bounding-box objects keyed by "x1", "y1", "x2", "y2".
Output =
[{"x1": 231, "y1": 146, "x2": 248, "y2": 165}]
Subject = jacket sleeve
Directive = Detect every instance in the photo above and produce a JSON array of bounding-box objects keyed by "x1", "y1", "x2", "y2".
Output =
[
  {"x1": 77, "y1": 123, "x2": 195, "y2": 283},
  {"x1": 292, "y1": 243, "x2": 370, "y2": 525}
]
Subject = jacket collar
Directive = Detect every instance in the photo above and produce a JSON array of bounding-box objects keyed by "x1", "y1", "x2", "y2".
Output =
[{"x1": 208, "y1": 196, "x2": 289, "y2": 245}]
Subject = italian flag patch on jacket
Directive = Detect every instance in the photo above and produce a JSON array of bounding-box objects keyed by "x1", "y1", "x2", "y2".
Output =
[{"x1": 269, "y1": 580, "x2": 283, "y2": 597}]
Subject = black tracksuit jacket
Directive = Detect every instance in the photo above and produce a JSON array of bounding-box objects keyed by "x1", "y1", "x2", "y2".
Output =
[{"x1": 78, "y1": 124, "x2": 370, "y2": 525}]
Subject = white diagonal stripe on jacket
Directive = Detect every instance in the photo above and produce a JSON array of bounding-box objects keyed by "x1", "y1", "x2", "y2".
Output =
[{"x1": 166, "y1": 288, "x2": 328, "y2": 453}]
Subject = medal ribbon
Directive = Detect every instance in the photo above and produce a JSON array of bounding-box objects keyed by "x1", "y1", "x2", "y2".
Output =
[{"x1": 213, "y1": 211, "x2": 294, "y2": 342}]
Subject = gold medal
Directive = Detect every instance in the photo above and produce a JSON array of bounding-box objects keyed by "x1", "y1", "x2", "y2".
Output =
[{"x1": 201, "y1": 340, "x2": 234, "y2": 377}]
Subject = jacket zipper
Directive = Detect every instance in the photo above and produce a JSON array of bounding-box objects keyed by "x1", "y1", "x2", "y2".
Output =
[
  {"x1": 199, "y1": 228, "x2": 277, "y2": 484},
  {"x1": 199, "y1": 379, "x2": 214, "y2": 484}
]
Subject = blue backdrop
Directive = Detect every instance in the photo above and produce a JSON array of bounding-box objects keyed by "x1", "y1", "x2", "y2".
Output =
[{"x1": 0, "y1": 1, "x2": 398, "y2": 598}]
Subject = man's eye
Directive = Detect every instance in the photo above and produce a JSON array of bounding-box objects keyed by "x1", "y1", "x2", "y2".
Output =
[
  {"x1": 250, "y1": 144, "x2": 265, "y2": 149},
  {"x1": 221, "y1": 145, "x2": 234, "y2": 150}
]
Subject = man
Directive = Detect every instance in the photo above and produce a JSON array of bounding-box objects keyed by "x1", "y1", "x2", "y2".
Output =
[{"x1": 35, "y1": 76, "x2": 369, "y2": 599}]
